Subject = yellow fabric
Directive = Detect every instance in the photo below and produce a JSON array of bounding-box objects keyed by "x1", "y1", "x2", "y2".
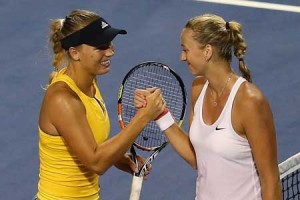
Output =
[{"x1": 37, "y1": 68, "x2": 110, "y2": 200}]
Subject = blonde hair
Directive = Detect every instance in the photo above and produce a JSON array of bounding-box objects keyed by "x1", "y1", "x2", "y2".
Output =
[
  {"x1": 48, "y1": 9, "x2": 100, "y2": 84},
  {"x1": 185, "y1": 14, "x2": 252, "y2": 82}
]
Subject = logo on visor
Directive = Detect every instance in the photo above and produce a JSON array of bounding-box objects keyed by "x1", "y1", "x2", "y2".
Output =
[{"x1": 101, "y1": 21, "x2": 109, "y2": 29}]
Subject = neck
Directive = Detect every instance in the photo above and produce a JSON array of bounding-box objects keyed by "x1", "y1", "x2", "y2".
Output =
[
  {"x1": 207, "y1": 71, "x2": 233, "y2": 107},
  {"x1": 65, "y1": 64, "x2": 96, "y2": 97},
  {"x1": 205, "y1": 62, "x2": 233, "y2": 95}
]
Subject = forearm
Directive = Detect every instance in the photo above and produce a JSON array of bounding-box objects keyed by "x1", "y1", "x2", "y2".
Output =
[
  {"x1": 164, "y1": 124, "x2": 197, "y2": 169},
  {"x1": 114, "y1": 153, "x2": 133, "y2": 174},
  {"x1": 91, "y1": 111, "x2": 149, "y2": 174},
  {"x1": 261, "y1": 178, "x2": 282, "y2": 200}
]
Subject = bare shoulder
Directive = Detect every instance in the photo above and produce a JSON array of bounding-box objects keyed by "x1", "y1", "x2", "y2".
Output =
[
  {"x1": 39, "y1": 82, "x2": 85, "y2": 135},
  {"x1": 238, "y1": 82, "x2": 267, "y2": 104},
  {"x1": 233, "y1": 81, "x2": 276, "y2": 139},
  {"x1": 236, "y1": 81, "x2": 272, "y2": 117},
  {"x1": 43, "y1": 82, "x2": 84, "y2": 113},
  {"x1": 192, "y1": 76, "x2": 206, "y2": 88}
]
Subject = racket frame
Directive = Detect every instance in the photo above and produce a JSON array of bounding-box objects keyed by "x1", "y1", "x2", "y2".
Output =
[
  {"x1": 117, "y1": 61, "x2": 187, "y2": 200},
  {"x1": 117, "y1": 61, "x2": 187, "y2": 149}
]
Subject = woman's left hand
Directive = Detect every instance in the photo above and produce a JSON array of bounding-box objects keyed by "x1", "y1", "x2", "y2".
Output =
[{"x1": 114, "y1": 153, "x2": 152, "y2": 179}]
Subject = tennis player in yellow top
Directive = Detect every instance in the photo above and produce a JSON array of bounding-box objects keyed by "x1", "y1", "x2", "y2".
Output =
[{"x1": 36, "y1": 9, "x2": 165, "y2": 200}]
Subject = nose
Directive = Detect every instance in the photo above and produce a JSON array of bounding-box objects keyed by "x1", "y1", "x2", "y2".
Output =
[{"x1": 105, "y1": 44, "x2": 115, "y2": 57}]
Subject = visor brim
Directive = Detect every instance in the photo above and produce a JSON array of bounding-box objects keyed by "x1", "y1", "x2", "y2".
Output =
[{"x1": 85, "y1": 28, "x2": 127, "y2": 47}]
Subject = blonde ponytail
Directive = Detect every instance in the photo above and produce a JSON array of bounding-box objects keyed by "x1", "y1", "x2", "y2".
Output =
[{"x1": 228, "y1": 21, "x2": 252, "y2": 83}]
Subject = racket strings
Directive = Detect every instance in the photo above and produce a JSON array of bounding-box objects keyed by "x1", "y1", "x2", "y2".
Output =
[
  {"x1": 121, "y1": 63, "x2": 186, "y2": 149},
  {"x1": 136, "y1": 122, "x2": 167, "y2": 148},
  {"x1": 134, "y1": 65, "x2": 184, "y2": 117}
]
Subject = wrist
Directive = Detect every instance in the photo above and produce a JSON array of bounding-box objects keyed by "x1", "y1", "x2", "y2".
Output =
[
  {"x1": 135, "y1": 110, "x2": 152, "y2": 126},
  {"x1": 155, "y1": 109, "x2": 175, "y2": 131}
]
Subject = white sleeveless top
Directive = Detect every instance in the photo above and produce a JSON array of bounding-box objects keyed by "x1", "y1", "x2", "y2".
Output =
[{"x1": 190, "y1": 77, "x2": 262, "y2": 200}]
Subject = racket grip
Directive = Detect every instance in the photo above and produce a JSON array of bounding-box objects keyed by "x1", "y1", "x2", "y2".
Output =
[
  {"x1": 155, "y1": 109, "x2": 175, "y2": 131},
  {"x1": 129, "y1": 176, "x2": 144, "y2": 200}
]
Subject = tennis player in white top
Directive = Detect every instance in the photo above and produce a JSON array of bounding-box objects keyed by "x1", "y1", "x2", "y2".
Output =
[{"x1": 135, "y1": 13, "x2": 282, "y2": 200}]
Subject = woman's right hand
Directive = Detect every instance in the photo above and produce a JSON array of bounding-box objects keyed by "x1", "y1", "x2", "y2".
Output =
[
  {"x1": 135, "y1": 88, "x2": 165, "y2": 121},
  {"x1": 134, "y1": 89, "x2": 149, "y2": 108}
]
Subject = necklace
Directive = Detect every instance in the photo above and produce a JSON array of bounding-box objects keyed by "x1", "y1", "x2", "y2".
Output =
[{"x1": 209, "y1": 72, "x2": 233, "y2": 107}]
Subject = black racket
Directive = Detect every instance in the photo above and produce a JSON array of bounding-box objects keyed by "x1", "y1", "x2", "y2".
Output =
[{"x1": 117, "y1": 61, "x2": 187, "y2": 200}]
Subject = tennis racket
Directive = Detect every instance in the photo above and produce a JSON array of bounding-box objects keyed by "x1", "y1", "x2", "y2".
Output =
[{"x1": 117, "y1": 61, "x2": 187, "y2": 200}]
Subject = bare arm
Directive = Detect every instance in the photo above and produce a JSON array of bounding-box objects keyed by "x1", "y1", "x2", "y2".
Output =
[
  {"x1": 134, "y1": 78, "x2": 206, "y2": 169},
  {"x1": 238, "y1": 84, "x2": 282, "y2": 199},
  {"x1": 41, "y1": 86, "x2": 165, "y2": 175},
  {"x1": 163, "y1": 123, "x2": 197, "y2": 169},
  {"x1": 162, "y1": 78, "x2": 206, "y2": 169}
]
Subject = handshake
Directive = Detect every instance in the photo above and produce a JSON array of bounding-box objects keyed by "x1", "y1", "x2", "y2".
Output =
[{"x1": 134, "y1": 88, "x2": 175, "y2": 131}]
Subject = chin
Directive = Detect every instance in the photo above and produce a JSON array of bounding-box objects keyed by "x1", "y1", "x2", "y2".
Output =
[
  {"x1": 99, "y1": 68, "x2": 110, "y2": 75},
  {"x1": 188, "y1": 67, "x2": 196, "y2": 75},
  {"x1": 190, "y1": 72, "x2": 198, "y2": 76},
  {"x1": 96, "y1": 65, "x2": 110, "y2": 74}
]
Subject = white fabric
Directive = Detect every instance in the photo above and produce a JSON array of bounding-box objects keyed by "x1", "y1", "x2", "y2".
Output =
[
  {"x1": 189, "y1": 77, "x2": 262, "y2": 200},
  {"x1": 155, "y1": 111, "x2": 175, "y2": 131}
]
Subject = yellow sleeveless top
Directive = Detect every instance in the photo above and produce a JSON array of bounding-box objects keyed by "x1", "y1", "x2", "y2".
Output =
[{"x1": 37, "y1": 68, "x2": 110, "y2": 200}]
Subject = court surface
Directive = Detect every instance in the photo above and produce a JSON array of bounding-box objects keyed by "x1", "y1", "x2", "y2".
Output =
[{"x1": 0, "y1": 0, "x2": 299, "y2": 199}]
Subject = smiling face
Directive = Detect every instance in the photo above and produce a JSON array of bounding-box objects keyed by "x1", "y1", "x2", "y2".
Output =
[
  {"x1": 180, "y1": 28, "x2": 208, "y2": 76},
  {"x1": 74, "y1": 42, "x2": 115, "y2": 76}
]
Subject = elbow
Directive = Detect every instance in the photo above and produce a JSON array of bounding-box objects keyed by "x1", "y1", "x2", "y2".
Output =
[
  {"x1": 89, "y1": 162, "x2": 110, "y2": 175},
  {"x1": 190, "y1": 162, "x2": 197, "y2": 170},
  {"x1": 83, "y1": 156, "x2": 111, "y2": 175},
  {"x1": 186, "y1": 158, "x2": 197, "y2": 169},
  {"x1": 188, "y1": 155, "x2": 197, "y2": 169},
  {"x1": 83, "y1": 146, "x2": 114, "y2": 175}
]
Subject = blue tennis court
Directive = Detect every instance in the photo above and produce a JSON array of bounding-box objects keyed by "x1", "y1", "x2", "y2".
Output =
[{"x1": 1, "y1": 0, "x2": 299, "y2": 199}]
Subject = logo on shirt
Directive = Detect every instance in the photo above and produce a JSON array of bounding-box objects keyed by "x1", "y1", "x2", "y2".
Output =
[{"x1": 216, "y1": 126, "x2": 225, "y2": 131}]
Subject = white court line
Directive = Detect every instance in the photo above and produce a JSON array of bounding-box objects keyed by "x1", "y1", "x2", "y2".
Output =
[{"x1": 194, "y1": 0, "x2": 300, "y2": 13}]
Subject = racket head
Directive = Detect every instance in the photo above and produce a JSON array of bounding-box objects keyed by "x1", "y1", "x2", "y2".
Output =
[{"x1": 118, "y1": 61, "x2": 187, "y2": 151}]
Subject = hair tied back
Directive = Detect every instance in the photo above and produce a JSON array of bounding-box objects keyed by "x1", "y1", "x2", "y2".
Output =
[{"x1": 225, "y1": 21, "x2": 230, "y2": 31}]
